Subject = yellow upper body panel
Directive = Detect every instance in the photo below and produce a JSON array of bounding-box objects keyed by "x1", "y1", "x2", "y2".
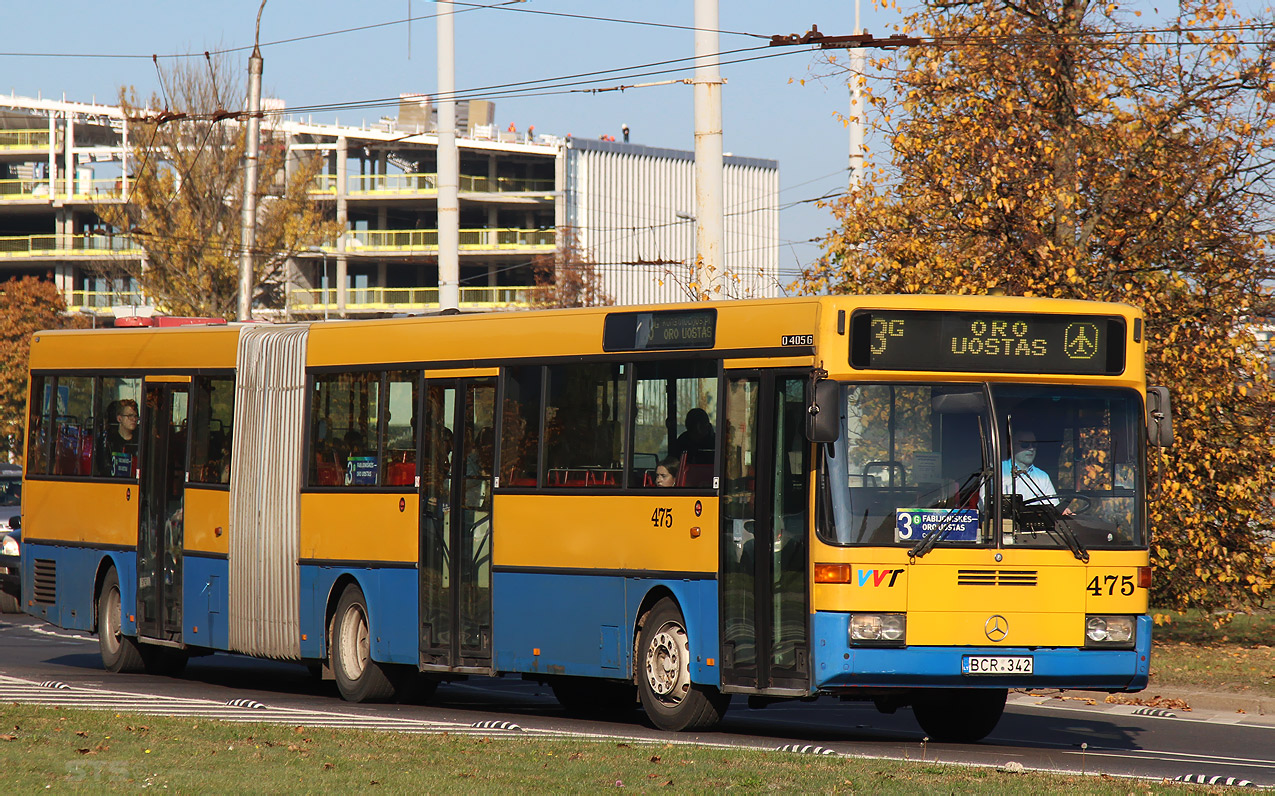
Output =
[{"x1": 28, "y1": 325, "x2": 240, "y2": 372}]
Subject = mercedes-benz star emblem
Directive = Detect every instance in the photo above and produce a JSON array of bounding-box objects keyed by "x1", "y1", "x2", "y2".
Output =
[{"x1": 985, "y1": 615, "x2": 1009, "y2": 642}]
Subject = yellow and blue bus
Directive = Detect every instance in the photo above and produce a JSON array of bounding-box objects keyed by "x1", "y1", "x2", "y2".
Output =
[{"x1": 18, "y1": 295, "x2": 1171, "y2": 740}]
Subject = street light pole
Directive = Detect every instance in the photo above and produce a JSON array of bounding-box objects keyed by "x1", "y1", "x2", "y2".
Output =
[{"x1": 237, "y1": 1, "x2": 267, "y2": 322}]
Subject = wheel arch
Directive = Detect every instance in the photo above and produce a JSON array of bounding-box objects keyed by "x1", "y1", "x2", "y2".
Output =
[
  {"x1": 92, "y1": 553, "x2": 128, "y2": 632},
  {"x1": 323, "y1": 572, "x2": 367, "y2": 660},
  {"x1": 630, "y1": 581, "x2": 718, "y2": 686}
]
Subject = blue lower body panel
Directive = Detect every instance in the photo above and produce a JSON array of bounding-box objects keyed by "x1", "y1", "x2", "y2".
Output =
[
  {"x1": 182, "y1": 555, "x2": 228, "y2": 650},
  {"x1": 493, "y1": 572, "x2": 720, "y2": 685},
  {"x1": 813, "y1": 612, "x2": 1151, "y2": 692},
  {"x1": 22, "y1": 543, "x2": 135, "y2": 635}
]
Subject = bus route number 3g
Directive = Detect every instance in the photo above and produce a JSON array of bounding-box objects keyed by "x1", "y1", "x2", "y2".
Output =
[
  {"x1": 651, "y1": 508, "x2": 673, "y2": 528},
  {"x1": 1087, "y1": 574, "x2": 1135, "y2": 596}
]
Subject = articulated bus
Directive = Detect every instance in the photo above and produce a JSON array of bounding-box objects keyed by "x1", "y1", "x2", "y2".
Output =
[{"x1": 19, "y1": 295, "x2": 1172, "y2": 741}]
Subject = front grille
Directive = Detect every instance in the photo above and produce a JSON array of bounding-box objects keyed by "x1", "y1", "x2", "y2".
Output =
[
  {"x1": 957, "y1": 569, "x2": 1038, "y2": 587},
  {"x1": 32, "y1": 558, "x2": 56, "y2": 604}
]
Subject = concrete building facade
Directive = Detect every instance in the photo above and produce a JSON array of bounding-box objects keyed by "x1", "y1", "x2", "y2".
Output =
[{"x1": 0, "y1": 93, "x2": 781, "y2": 317}]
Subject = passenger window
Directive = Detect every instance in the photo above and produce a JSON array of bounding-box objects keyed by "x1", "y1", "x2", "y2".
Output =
[
  {"x1": 94, "y1": 377, "x2": 142, "y2": 479},
  {"x1": 25, "y1": 375, "x2": 53, "y2": 475},
  {"x1": 189, "y1": 376, "x2": 235, "y2": 485},
  {"x1": 630, "y1": 361, "x2": 718, "y2": 488},
  {"x1": 311, "y1": 372, "x2": 381, "y2": 487},
  {"x1": 51, "y1": 375, "x2": 96, "y2": 477},
  {"x1": 499, "y1": 366, "x2": 542, "y2": 487},
  {"x1": 544, "y1": 363, "x2": 626, "y2": 488},
  {"x1": 382, "y1": 371, "x2": 419, "y2": 487}
]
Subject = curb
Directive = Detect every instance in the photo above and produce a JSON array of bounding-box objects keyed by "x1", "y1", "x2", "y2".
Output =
[{"x1": 1015, "y1": 688, "x2": 1275, "y2": 725}]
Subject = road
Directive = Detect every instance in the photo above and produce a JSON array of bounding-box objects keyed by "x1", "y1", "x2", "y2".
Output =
[{"x1": 1, "y1": 613, "x2": 1270, "y2": 787}]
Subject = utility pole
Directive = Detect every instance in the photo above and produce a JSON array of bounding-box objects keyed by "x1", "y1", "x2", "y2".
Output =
[
  {"x1": 437, "y1": 0, "x2": 460, "y2": 311},
  {"x1": 848, "y1": 0, "x2": 866, "y2": 191},
  {"x1": 693, "y1": 0, "x2": 724, "y2": 300},
  {"x1": 237, "y1": 0, "x2": 267, "y2": 322}
]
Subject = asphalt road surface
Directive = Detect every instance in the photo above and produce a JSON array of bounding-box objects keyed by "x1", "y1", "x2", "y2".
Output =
[{"x1": 1, "y1": 613, "x2": 1270, "y2": 787}]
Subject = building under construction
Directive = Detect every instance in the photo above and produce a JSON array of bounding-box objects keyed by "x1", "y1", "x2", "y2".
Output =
[{"x1": 0, "y1": 93, "x2": 780, "y2": 317}]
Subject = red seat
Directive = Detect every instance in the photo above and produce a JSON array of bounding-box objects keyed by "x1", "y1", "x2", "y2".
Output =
[
  {"x1": 387, "y1": 461, "x2": 415, "y2": 486},
  {"x1": 315, "y1": 463, "x2": 341, "y2": 486}
]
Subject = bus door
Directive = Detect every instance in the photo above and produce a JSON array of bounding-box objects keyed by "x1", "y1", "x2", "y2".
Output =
[
  {"x1": 136, "y1": 380, "x2": 189, "y2": 643},
  {"x1": 418, "y1": 376, "x2": 497, "y2": 671},
  {"x1": 719, "y1": 371, "x2": 811, "y2": 693}
]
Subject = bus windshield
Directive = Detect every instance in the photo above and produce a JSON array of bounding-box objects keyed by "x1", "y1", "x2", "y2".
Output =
[{"x1": 820, "y1": 383, "x2": 1144, "y2": 550}]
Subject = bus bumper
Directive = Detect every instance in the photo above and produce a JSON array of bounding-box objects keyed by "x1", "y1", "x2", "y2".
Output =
[{"x1": 812, "y1": 612, "x2": 1151, "y2": 692}]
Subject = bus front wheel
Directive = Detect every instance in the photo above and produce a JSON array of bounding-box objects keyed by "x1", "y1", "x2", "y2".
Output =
[
  {"x1": 911, "y1": 688, "x2": 1007, "y2": 743},
  {"x1": 636, "y1": 598, "x2": 729, "y2": 731},
  {"x1": 329, "y1": 584, "x2": 396, "y2": 703},
  {"x1": 97, "y1": 568, "x2": 145, "y2": 673}
]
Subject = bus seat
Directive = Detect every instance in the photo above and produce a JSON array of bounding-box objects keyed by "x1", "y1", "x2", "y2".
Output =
[
  {"x1": 314, "y1": 462, "x2": 341, "y2": 486},
  {"x1": 386, "y1": 461, "x2": 415, "y2": 486},
  {"x1": 681, "y1": 462, "x2": 714, "y2": 488}
]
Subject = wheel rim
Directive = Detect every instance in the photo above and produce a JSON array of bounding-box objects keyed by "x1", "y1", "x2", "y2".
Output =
[
  {"x1": 337, "y1": 603, "x2": 371, "y2": 680},
  {"x1": 102, "y1": 586, "x2": 122, "y2": 655},
  {"x1": 644, "y1": 620, "x2": 691, "y2": 706}
]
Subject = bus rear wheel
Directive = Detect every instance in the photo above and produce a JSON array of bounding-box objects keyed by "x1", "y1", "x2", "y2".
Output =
[
  {"x1": 911, "y1": 688, "x2": 1007, "y2": 743},
  {"x1": 97, "y1": 568, "x2": 145, "y2": 673},
  {"x1": 330, "y1": 584, "x2": 396, "y2": 703},
  {"x1": 637, "y1": 598, "x2": 729, "y2": 731}
]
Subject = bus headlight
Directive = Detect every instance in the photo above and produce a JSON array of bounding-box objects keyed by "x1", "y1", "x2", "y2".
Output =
[
  {"x1": 0, "y1": 534, "x2": 17, "y2": 558},
  {"x1": 849, "y1": 613, "x2": 906, "y2": 646},
  {"x1": 1085, "y1": 615, "x2": 1135, "y2": 648}
]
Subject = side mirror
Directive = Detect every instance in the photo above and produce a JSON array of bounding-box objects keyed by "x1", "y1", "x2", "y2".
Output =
[
  {"x1": 1146, "y1": 386, "x2": 1173, "y2": 448},
  {"x1": 806, "y1": 380, "x2": 840, "y2": 443}
]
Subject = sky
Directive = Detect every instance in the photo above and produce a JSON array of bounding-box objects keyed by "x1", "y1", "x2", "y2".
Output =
[{"x1": 3, "y1": 1, "x2": 895, "y2": 286}]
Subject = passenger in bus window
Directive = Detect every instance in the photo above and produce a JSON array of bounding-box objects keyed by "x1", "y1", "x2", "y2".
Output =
[
  {"x1": 670, "y1": 408, "x2": 715, "y2": 464},
  {"x1": 654, "y1": 456, "x2": 679, "y2": 487},
  {"x1": 100, "y1": 399, "x2": 139, "y2": 477}
]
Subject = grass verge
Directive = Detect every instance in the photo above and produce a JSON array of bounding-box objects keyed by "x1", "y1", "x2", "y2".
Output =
[
  {"x1": 0, "y1": 704, "x2": 1213, "y2": 794},
  {"x1": 1150, "y1": 610, "x2": 1274, "y2": 698}
]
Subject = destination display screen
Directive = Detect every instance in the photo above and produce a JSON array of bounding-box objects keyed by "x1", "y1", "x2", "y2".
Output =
[
  {"x1": 603, "y1": 309, "x2": 717, "y2": 351},
  {"x1": 850, "y1": 310, "x2": 1125, "y2": 375}
]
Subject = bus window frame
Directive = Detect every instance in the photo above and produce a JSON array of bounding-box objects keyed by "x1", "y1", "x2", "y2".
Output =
[{"x1": 492, "y1": 356, "x2": 724, "y2": 494}]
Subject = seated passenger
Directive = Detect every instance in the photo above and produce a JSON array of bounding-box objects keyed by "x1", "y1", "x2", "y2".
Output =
[
  {"x1": 670, "y1": 408, "x2": 714, "y2": 465},
  {"x1": 654, "y1": 456, "x2": 679, "y2": 487}
]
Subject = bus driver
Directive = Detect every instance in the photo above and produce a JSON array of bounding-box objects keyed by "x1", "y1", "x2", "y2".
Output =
[{"x1": 1002, "y1": 429, "x2": 1068, "y2": 511}]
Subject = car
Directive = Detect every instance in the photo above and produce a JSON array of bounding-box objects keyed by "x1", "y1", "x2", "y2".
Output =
[{"x1": 0, "y1": 464, "x2": 21, "y2": 614}]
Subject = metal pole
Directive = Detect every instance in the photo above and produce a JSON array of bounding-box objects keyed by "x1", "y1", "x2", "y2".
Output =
[
  {"x1": 849, "y1": 0, "x2": 865, "y2": 190},
  {"x1": 437, "y1": 0, "x2": 460, "y2": 310},
  {"x1": 693, "y1": 0, "x2": 724, "y2": 300},
  {"x1": 238, "y1": 4, "x2": 267, "y2": 321}
]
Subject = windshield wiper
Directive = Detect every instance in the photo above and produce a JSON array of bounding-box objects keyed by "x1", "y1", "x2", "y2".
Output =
[
  {"x1": 909, "y1": 469, "x2": 988, "y2": 559},
  {"x1": 1012, "y1": 467, "x2": 1089, "y2": 563}
]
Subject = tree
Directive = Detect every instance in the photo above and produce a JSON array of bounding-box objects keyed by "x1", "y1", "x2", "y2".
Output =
[
  {"x1": 0, "y1": 277, "x2": 90, "y2": 464},
  {"x1": 96, "y1": 56, "x2": 339, "y2": 318},
  {"x1": 531, "y1": 227, "x2": 613, "y2": 308},
  {"x1": 802, "y1": 0, "x2": 1275, "y2": 614}
]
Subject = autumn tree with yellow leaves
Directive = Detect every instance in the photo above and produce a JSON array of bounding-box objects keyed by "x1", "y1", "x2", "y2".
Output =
[
  {"x1": 802, "y1": 0, "x2": 1275, "y2": 613},
  {"x1": 96, "y1": 57, "x2": 338, "y2": 318}
]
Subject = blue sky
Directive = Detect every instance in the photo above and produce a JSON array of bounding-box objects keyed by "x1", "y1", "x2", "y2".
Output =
[{"x1": 4, "y1": 1, "x2": 892, "y2": 285}]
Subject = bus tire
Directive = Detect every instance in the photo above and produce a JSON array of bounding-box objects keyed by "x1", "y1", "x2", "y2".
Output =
[
  {"x1": 97, "y1": 568, "x2": 145, "y2": 673},
  {"x1": 0, "y1": 590, "x2": 19, "y2": 614},
  {"x1": 329, "y1": 584, "x2": 396, "y2": 703},
  {"x1": 911, "y1": 688, "x2": 1007, "y2": 743},
  {"x1": 637, "y1": 598, "x2": 729, "y2": 731}
]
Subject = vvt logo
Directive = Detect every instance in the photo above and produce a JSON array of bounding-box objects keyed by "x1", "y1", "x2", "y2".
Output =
[{"x1": 856, "y1": 568, "x2": 904, "y2": 587}]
